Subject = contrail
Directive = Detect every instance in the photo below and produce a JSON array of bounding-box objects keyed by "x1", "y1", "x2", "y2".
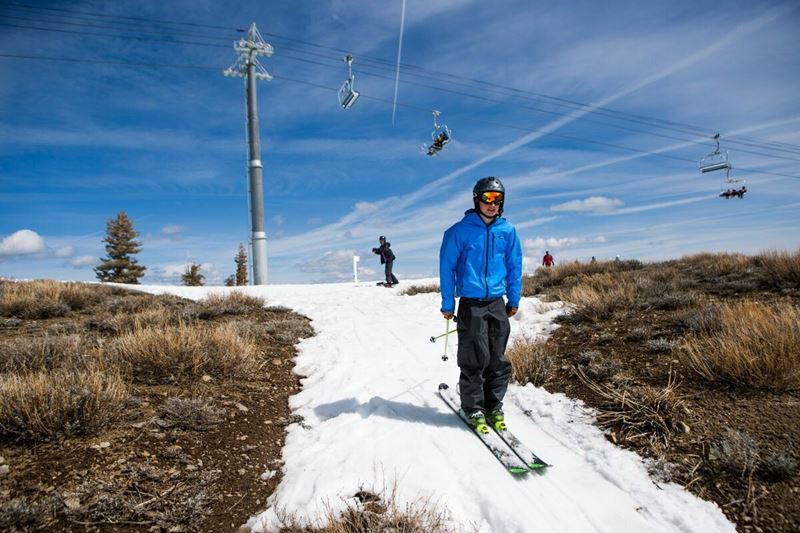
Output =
[
  {"x1": 391, "y1": 0, "x2": 406, "y2": 126},
  {"x1": 269, "y1": 3, "x2": 797, "y2": 258}
]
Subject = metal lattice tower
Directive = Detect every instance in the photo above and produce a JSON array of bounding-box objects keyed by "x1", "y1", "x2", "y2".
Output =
[{"x1": 224, "y1": 23, "x2": 273, "y2": 285}]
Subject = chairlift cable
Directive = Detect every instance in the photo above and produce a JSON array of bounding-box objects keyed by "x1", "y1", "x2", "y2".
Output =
[
  {"x1": 1, "y1": 51, "x2": 798, "y2": 183},
  {"x1": 0, "y1": 1, "x2": 246, "y2": 33},
  {"x1": 4, "y1": 7, "x2": 798, "y2": 155}
]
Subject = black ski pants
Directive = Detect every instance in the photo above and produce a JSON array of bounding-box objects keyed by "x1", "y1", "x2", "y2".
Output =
[
  {"x1": 385, "y1": 260, "x2": 399, "y2": 285},
  {"x1": 456, "y1": 297, "x2": 512, "y2": 415}
]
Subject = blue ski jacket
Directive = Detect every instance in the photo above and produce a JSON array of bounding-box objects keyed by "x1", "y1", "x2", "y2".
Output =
[{"x1": 439, "y1": 209, "x2": 523, "y2": 313}]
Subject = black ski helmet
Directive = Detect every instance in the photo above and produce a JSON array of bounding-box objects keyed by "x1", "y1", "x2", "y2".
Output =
[
  {"x1": 378, "y1": 235, "x2": 386, "y2": 241},
  {"x1": 472, "y1": 176, "x2": 505, "y2": 216}
]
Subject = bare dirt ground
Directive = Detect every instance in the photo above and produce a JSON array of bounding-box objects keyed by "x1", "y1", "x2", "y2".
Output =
[
  {"x1": 525, "y1": 257, "x2": 800, "y2": 533},
  {"x1": 0, "y1": 290, "x2": 311, "y2": 532}
]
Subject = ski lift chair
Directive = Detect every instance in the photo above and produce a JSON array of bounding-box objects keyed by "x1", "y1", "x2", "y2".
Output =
[
  {"x1": 718, "y1": 167, "x2": 746, "y2": 200},
  {"x1": 426, "y1": 110, "x2": 452, "y2": 156},
  {"x1": 699, "y1": 133, "x2": 731, "y2": 173},
  {"x1": 338, "y1": 55, "x2": 360, "y2": 109}
]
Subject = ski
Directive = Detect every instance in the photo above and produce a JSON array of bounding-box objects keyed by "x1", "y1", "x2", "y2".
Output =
[
  {"x1": 438, "y1": 383, "x2": 528, "y2": 475},
  {"x1": 491, "y1": 425, "x2": 549, "y2": 470}
]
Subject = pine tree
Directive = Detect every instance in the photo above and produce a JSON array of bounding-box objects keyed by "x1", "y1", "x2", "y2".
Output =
[
  {"x1": 235, "y1": 242, "x2": 249, "y2": 286},
  {"x1": 224, "y1": 274, "x2": 236, "y2": 287},
  {"x1": 181, "y1": 263, "x2": 205, "y2": 286},
  {"x1": 94, "y1": 211, "x2": 146, "y2": 284}
]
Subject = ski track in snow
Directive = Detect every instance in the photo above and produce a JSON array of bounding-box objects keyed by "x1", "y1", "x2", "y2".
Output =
[{"x1": 132, "y1": 280, "x2": 735, "y2": 533}]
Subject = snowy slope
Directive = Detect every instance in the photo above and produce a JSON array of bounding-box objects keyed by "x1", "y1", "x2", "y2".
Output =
[{"x1": 133, "y1": 281, "x2": 734, "y2": 533}]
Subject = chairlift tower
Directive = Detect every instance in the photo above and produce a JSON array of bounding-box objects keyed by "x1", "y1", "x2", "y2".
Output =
[{"x1": 224, "y1": 23, "x2": 273, "y2": 285}]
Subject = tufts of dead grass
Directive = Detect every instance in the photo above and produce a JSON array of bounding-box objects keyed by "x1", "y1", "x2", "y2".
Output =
[
  {"x1": 238, "y1": 314, "x2": 315, "y2": 345},
  {"x1": 277, "y1": 483, "x2": 454, "y2": 533},
  {"x1": 555, "y1": 273, "x2": 639, "y2": 321},
  {"x1": 189, "y1": 291, "x2": 266, "y2": 319},
  {"x1": 680, "y1": 301, "x2": 800, "y2": 389},
  {"x1": 0, "y1": 280, "x2": 115, "y2": 318},
  {"x1": 158, "y1": 397, "x2": 223, "y2": 431},
  {"x1": 85, "y1": 306, "x2": 184, "y2": 335},
  {"x1": 576, "y1": 367, "x2": 688, "y2": 449},
  {"x1": 680, "y1": 252, "x2": 753, "y2": 277},
  {"x1": 522, "y1": 259, "x2": 643, "y2": 295},
  {"x1": 400, "y1": 283, "x2": 440, "y2": 296},
  {"x1": 506, "y1": 335, "x2": 555, "y2": 386},
  {"x1": 756, "y1": 249, "x2": 800, "y2": 287},
  {"x1": 108, "y1": 323, "x2": 261, "y2": 383},
  {"x1": 0, "y1": 363, "x2": 127, "y2": 441},
  {"x1": 0, "y1": 335, "x2": 88, "y2": 374}
]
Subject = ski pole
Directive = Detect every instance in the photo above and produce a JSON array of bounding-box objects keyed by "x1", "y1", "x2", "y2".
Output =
[
  {"x1": 441, "y1": 317, "x2": 454, "y2": 361},
  {"x1": 429, "y1": 316, "x2": 457, "y2": 343}
]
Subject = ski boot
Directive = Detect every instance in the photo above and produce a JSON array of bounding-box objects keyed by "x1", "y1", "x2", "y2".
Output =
[
  {"x1": 488, "y1": 408, "x2": 507, "y2": 431},
  {"x1": 466, "y1": 410, "x2": 489, "y2": 435}
]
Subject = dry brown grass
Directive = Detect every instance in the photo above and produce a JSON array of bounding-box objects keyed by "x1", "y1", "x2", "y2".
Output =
[
  {"x1": 400, "y1": 283, "x2": 440, "y2": 296},
  {"x1": 277, "y1": 484, "x2": 455, "y2": 533},
  {"x1": 238, "y1": 313, "x2": 315, "y2": 344},
  {"x1": 108, "y1": 323, "x2": 261, "y2": 383},
  {"x1": 86, "y1": 306, "x2": 184, "y2": 335},
  {"x1": 756, "y1": 249, "x2": 800, "y2": 287},
  {"x1": 158, "y1": 397, "x2": 223, "y2": 431},
  {"x1": 680, "y1": 252, "x2": 753, "y2": 277},
  {"x1": 522, "y1": 259, "x2": 643, "y2": 295},
  {"x1": 0, "y1": 280, "x2": 115, "y2": 318},
  {"x1": 0, "y1": 335, "x2": 88, "y2": 374},
  {"x1": 556, "y1": 273, "x2": 639, "y2": 320},
  {"x1": 506, "y1": 335, "x2": 555, "y2": 386},
  {"x1": 576, "y1": 367, "x2": 688, "y2": 449},
  {"x1": 0, "y1": 363, "x2": 126, "y2": 441},
  {"x1": 680, "y1": 301, "x2": 800, "y2": 389},
  {"x1": 189, "y1": 291, "x2": 266, "y2": 319}
]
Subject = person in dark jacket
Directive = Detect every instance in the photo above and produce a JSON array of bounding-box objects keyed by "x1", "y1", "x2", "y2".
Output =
[
  {"x1": 372, "y1": 236, "x2": 399, "y2": 287},
  {"x1": 439, "y1": 177, "x2": 522, "y2": 434}
]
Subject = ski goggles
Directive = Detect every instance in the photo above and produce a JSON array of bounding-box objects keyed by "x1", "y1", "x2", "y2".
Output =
[{"x1": 478, "y1": 191, "x2": 504, "y2": 205}]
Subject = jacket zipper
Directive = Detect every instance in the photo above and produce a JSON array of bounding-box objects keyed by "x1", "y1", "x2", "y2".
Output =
[{"x1": 485, "y1": 226, "x2": 490, "y2": 298}]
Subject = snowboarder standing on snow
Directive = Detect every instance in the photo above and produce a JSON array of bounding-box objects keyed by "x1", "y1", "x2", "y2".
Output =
[
  {"x1": 372, "y1": 236, "x2": 398, "y2": 288},
  {"x1": 439, "y1": 177, "x2": 522, "y2": 434}
]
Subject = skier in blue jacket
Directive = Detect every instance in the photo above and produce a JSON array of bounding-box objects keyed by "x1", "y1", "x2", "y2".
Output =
[{"x1": 439, "y1": 177, "x2": 522, "y2": 434}]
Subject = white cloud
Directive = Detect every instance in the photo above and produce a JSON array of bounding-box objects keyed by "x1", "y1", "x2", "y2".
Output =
[
  {"x1": 550, "y1": 196, "x2": 624, "y2": 213},
  {"x1": 161, "y1": 225, "x2": 184, "y2": 236},
  {"x1": 524, "y1": 236, "x2": 607, "y2": 251},
  {"x1": 272, "y1": 215, "x2": 285, "y2": 226},
  {"x1": 307, "y1": 217, "x2": 322, "y2": 225},
  {"x1": 69, "y1": 255, "x2": 96, "y2": 268},
  {"x1": 0, "y1": 229, "x2": 46, "y2": 257},
  {"x1": 54, "y1": 246, "x2": 75, "y2": 258},
  {"x1": 296, "y1": 249, "x2": 358, "y2": 282}
]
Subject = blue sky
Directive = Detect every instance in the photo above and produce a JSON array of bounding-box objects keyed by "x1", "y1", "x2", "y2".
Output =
[{"x1": 1, "y1": 0, "x2": 799, "y2": 285}]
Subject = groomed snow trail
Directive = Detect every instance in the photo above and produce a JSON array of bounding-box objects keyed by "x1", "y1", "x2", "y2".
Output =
[{"x1": 135, "y1": 281, "x2": 734, "y2": 533}]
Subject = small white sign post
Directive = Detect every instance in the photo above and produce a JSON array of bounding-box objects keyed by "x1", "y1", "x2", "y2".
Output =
[{"x1": 353, "y1": 255, "x2": 360, "y2": 284}]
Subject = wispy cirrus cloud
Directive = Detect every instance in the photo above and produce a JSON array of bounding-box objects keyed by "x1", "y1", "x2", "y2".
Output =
[{"x1": 68, "y1": 255, "x2": 96, "y2": 268}]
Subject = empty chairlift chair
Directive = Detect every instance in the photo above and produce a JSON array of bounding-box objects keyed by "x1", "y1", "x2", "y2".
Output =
[
  {"x1": 338, "y1": 55, "x2": 360, "y2": 109},
  {"x1": 699, "y1": 133, "x2": 731, "y2": 173}
]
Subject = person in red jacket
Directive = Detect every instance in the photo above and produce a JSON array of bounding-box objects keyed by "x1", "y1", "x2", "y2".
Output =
[{"x1": 542, "y1": 251, "x2": 555, "y2": 267}]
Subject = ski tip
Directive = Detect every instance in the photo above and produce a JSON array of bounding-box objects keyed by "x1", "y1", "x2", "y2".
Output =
[
  {"x1": 510, "y1": 467, "x2": 529, "y2": 475},
  {"x1": 438, "y1": 383, "x2": 449, "y2": 391},
  {"x1": 529, "y1": 463, "x2": 550, "y2": 470}
]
